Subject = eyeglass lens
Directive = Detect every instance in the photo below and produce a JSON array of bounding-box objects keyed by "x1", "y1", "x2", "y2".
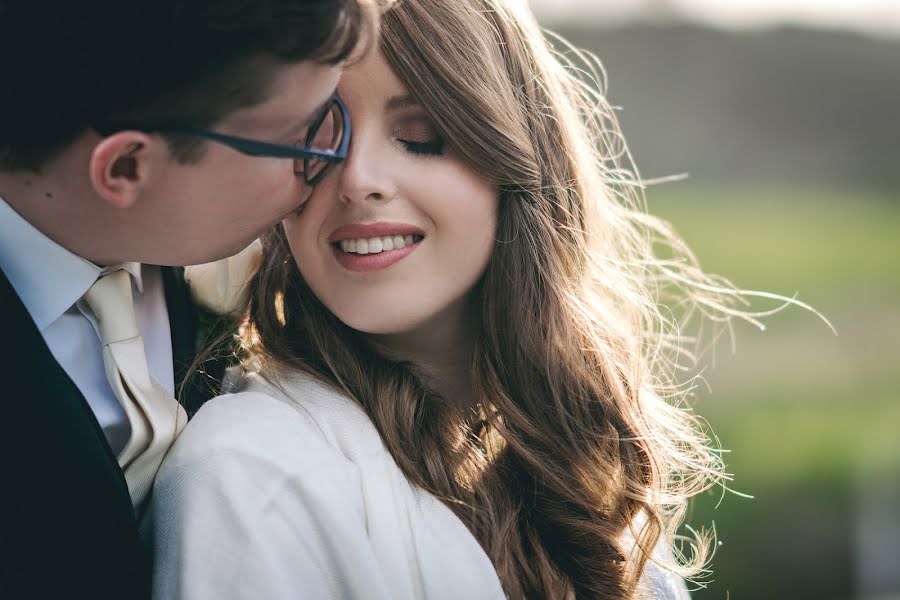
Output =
[{"x1": 298, "y1": 101, "x2": 344, "y2": 184}]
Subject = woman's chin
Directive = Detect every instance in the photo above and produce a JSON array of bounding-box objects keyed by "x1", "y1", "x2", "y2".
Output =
[
  {"x1": 341, "y1": 317, "x2": 420, "y2": 337},
  {"x1": 330, "y1": 307, "x2": 429, "y2": 338}
]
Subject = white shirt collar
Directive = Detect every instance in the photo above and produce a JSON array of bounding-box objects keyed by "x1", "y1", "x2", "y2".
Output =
[{"x1": 0, "y1": 195, "x2": 144, "y2": 332}]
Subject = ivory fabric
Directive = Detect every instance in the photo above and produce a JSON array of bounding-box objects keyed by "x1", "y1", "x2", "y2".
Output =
[
  {"x1": 84, "y1": 270, "x2": 186, "y2": 510},
  {"x1": 149, "y1": 369, "x2": 691, "y2": 599},
  {"x1": 182, "y1": 238, "x2": 262, "y2": 316},
  {"x1": 148, "y1": 370, "x2": 507, "y2": 600}
]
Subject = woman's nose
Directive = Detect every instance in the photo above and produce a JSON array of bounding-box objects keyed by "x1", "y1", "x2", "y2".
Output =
[{"x1": 336, "y1": 133, "x2": 397, "y2": 206}]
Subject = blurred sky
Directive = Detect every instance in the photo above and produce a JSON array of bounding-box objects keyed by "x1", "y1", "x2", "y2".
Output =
[{"x1": 529, "y1": 0, "x2": 900, "y2": 37}]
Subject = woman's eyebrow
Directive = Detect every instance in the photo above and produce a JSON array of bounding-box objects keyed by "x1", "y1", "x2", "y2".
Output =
[{"x1": 385, "y1": 94, "x2": 419, "y2": 112}]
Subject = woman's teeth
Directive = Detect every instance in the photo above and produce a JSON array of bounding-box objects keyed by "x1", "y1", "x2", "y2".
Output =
[{"x1": 338, "y1": 235, "x2": 421, "y2": 255}]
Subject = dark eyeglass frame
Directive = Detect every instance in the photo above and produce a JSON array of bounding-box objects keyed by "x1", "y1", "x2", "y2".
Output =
[{"x1": 94, "y1": 96, "x2": 351, "y2": 185}]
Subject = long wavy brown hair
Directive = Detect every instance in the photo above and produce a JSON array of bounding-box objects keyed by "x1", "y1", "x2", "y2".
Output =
[{"x1": 241, "y1": 0, "x2": 746, "y2": 597}]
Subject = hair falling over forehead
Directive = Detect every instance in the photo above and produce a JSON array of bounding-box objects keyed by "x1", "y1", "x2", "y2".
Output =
[{"x1": 244, "y1": 0, "x2": 755, "y2": 597}]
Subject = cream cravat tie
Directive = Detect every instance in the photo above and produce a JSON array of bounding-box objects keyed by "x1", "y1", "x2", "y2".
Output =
[{"x1": 84, "y1": 269, "x2": 186, "y2": 511}]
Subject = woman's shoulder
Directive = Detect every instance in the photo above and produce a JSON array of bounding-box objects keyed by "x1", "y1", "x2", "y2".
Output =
[
  {"x1": 150, "y1": 374, "x2": 380, "y2": 599},
  {"x1": 161, "y1": 372, "x2": 366, "y2": 486},
  {"x1": 617, "y1": 512, "x2": 692, "y2": 599},
  {"x1": 638, "y1": 561, "x2": 692, "y2": 600}
]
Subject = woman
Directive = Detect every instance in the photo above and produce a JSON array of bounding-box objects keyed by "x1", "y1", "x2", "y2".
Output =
[{"x1": 151, "y1": 0, "x2": 740, "y2": 597}]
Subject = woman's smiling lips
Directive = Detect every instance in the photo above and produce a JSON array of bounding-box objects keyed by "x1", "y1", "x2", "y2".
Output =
[{"x1": 328, "y1": 222, "x2": 425, "y2": 272}]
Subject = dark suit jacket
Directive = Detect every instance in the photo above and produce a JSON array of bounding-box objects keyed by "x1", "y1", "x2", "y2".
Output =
[{"x1": 0, "y1": 265, "x2": 219, "y2": 600}]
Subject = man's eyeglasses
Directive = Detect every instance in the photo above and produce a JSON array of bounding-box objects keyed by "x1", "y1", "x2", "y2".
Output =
[{"x1": 95, "y1": 97, "x2": 350, "y2": 185}]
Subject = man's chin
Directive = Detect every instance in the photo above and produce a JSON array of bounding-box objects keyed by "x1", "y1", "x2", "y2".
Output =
[
  {"x1": 215, "y1": 236, "x2": 264, "y2": 264},
  {"x1": 154, "y1": 238, "x2": 257, "y2": 268}
]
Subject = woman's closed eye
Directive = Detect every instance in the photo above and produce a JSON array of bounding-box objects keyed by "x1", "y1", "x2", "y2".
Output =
[
  {"x1": 399, "y1": 138, "x2": 445, "y2": 156},
  {"x1": 394, "y1": 119, "x2": 445, "y2": 156}
]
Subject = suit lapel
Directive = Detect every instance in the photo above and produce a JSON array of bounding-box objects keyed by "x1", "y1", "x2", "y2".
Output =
[
  {"x1": 161, "y1": 266, "x2": 198, "y2": 393},
  {"x1": 161, "y1": 265, "x2": 232, "y2": 414},
  {"x1": 0, "y1": 267, "x2": 150, "y2": 598}
]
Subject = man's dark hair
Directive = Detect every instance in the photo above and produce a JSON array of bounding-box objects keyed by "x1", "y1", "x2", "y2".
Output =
[{"x1": 0, "y1": 0, "x2": 371, "y2": 172}]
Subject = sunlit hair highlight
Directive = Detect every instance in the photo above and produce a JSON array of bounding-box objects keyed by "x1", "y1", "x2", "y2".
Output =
[{"x1": 241, "y1": 0, "x2": 761, "y2": 597}]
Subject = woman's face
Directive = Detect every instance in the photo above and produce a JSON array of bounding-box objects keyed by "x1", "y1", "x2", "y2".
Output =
[{"x1": 282, "y1": 49, "x2": 498, "y2": 337}]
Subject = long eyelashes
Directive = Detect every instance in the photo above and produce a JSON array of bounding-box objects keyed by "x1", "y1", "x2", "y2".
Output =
[{"x1": 398, "y1": 138, "x2": 445, "y2": 156}]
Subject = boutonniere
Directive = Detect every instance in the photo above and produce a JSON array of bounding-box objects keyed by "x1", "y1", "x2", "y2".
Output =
[{"x1": 183, "y1": 239, "x2": 262, "y2": 317}]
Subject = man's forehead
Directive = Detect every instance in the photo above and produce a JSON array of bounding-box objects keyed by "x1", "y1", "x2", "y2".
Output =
[{"x1": 267, "y1": 60, "x2": 342, "y2": 106}]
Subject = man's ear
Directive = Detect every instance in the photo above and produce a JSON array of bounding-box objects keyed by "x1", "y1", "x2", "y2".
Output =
[{"x1": 89, "y1": 131, "x2": 162, "y2": 208}]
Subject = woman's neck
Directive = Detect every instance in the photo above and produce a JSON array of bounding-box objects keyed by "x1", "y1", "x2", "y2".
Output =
[{"x1": 368, "y1": 296, "x2": 479, "y2": 406}]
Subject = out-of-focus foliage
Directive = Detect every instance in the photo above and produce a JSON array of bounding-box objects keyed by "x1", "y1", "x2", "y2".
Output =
[
  {"x1": 650, "y1": 188, "x2": 899, "y2": 599},
  {"x1": 544, "y1": 21, "x2": 899, "y2": 600},
  {"x1": 556, "y1": 25, "x2": 900, "y2": 192}
]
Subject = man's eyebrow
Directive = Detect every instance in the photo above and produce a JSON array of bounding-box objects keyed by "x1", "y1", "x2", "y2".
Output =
[{"x1": 385, "y1": 95, "x2": 419, "y2": 112}]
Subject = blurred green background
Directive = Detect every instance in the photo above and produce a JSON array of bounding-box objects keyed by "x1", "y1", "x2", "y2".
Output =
[
  {"x1": 651, "y1": 187, "x2": 899, "y2": 600},
  {"x1": 533, "y1": 9, "x2": 900, "y2": 599}
]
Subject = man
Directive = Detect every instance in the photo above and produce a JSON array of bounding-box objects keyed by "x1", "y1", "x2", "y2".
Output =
[{"x1": 0, "y1": 2, "x2": 374, "y2": 598}]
